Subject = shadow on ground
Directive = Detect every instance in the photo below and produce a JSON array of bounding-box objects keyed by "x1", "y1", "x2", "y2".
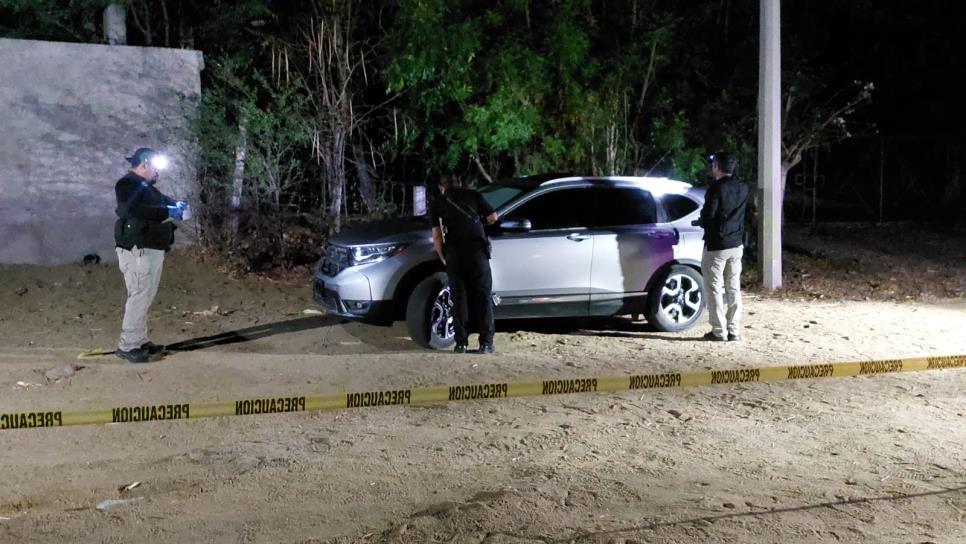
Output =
[
  {"x1": 163, "y1": 314, "x2": 712, "y2": 356},
  {"x1": 166, "y1": 315, "x2": 346, "y2": 352},
  {"x1": 570, "y1": 485, "x2": 966, "y2": 542},
  {"x1": 497, "y1": 316, "x2": 709, "y2": 342}
]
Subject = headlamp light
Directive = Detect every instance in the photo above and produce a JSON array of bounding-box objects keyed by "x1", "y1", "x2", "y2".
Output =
[
  {"x1": 349, "y1": 243, "x2": 408, "y2": 265},
  {"x1": 150, "y1": 155, "x2": 169, "y2": 170}
]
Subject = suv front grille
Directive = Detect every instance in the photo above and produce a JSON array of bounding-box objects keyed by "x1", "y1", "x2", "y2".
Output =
[
  {"x1": 320, "y1": 244, "x2": 351, "y2": 276},
  {"x1": 313, "y1": 279, "x2": 343, "y2": 312}
]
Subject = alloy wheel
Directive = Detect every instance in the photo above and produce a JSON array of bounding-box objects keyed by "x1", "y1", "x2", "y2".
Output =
[
  {"x1": 430, "y1": 286, "x2": 456, "y2": 344},
  {"x1": 658, "y1": 273, "x2": 702, "y2": 325}
]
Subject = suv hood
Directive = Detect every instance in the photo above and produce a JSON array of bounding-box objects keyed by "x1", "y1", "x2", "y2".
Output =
[{"x1": 328, "y1": 217, "x2": 431, "y2": 246}]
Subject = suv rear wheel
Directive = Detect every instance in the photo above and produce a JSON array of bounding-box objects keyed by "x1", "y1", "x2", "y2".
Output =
[
  {"x1": 646, "y1": 265, "x2": 705, "y2": 332},
  {"x1": 406, "y1": 272, "x2": 457, "y2": 349}
]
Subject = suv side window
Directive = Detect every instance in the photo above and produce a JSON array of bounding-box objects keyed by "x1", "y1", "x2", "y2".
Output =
[
  {"x1": 662, "y1": 193, "x2": 699, "y2": 221},
  {"x1": 505, "y1": 188, "x2": 590, "y2": 230},
  {"x1": 590, "y1": 187, "x2": 658, "y2": 227}
]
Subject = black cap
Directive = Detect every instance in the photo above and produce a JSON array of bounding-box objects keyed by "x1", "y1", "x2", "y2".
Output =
[
  {"x1": 126, "y1": 147, "x2": 158, "y2": 166},
  {"x1": 709, "y1": 151, "x2": 737, "y2": 175}
]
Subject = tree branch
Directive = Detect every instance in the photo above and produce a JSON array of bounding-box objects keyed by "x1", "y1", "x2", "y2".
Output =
[
  {"x1": 128, "y1": 1, "x2": 150, "y2": 45},
  {"x1": 631, "y1": 37, "x2": 660, "y2": 136},
  {"x1": 473, "y1": 155, "x2": 494, "y2": 184},
  {"x1": 160, "y1": 0, "x2": 170, "y2": 47}
]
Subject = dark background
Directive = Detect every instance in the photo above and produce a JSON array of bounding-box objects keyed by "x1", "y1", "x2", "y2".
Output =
[
  {"x1": 2, "y1": 1, "x2": 962, "y2": 228},
  {"x1": 782, "y1": 1, "x2": 963, "y2": 223}
]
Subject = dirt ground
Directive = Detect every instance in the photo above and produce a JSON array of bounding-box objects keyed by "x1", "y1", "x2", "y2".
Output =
[{"x1": 1, "y1": 223, "x2": 965, "y2": 543}]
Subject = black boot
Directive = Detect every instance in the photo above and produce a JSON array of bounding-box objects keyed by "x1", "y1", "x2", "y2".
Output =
[
  {"x1": 140, "y1": 341, "x2": 164, "y2": 354},
  {"x1": 116, "y1": 347, "x2": 151, "y2": 364}
]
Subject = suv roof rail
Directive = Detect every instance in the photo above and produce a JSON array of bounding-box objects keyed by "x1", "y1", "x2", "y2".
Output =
[{"x1": 541, "y1": 175, "x2": 693, "y2": 191}]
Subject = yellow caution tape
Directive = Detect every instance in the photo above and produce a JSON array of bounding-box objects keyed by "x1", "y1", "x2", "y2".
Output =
[
  {"x1": 2, "y1": 354, "x2": 964, "y2": 431},
  {"x1": 77, "y1": 349, "x2": 115, "y2": 359}
]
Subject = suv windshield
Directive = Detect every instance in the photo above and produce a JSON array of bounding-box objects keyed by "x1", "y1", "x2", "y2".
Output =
[{"x1": 479, "y1": 184, "x2": 524, "y2": 209}]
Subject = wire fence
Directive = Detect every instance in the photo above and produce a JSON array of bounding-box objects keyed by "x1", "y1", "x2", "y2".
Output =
[{"x1": 784, "y1": 136, "x2": 963, "y2": 225}]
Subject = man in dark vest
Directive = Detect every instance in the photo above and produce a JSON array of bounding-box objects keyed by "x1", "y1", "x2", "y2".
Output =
[
  {"x1": 114, "y1": 147, "x2": 187, "y2": 363},
  {"x1": 699, "y1": 151, "x2": 749, "y2": 342},
  {"x1": 430, "y1": 174, "x2": 499, "y2": 354}
]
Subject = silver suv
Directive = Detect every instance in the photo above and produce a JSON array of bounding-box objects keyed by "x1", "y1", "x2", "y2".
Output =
[{"x1": 313, "y1": 175, "x2": 707, "y2": 349}]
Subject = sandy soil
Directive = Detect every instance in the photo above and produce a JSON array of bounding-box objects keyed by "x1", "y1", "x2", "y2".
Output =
[{"x1": 1, "y1": 224, "x2": 965, "y2": 543}]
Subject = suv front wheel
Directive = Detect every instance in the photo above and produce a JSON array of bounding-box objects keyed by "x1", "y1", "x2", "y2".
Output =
[
  {"x1": 406, "y1": 272, "x2": 457, "y2": 350},
  {"x1": 645, "y1": 265, "x2": 705, "y2": 332}
]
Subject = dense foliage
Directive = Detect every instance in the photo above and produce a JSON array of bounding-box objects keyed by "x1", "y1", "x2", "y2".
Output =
[{"x1": 3, "y1": 0, "x2": 893, "y2": 268}]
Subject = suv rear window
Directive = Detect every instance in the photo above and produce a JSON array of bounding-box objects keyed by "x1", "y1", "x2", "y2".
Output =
[
  {"x1": 662, "y1": 194, "x2": 700, "y2": 221},
  {"x1": 590, "y1": 188, "x2": 658, "y2": 227}
]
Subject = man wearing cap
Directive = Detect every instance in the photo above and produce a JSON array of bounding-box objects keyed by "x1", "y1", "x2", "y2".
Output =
[
  {"x1": 699, "y1": 151, "x2": 749, "y2": 342},
  {"x1": 431, "y1": 173, "x2": 499, "y2": 354},
  {"x1": 114, "y1": 148, "x2": 186, "y2": 363}
]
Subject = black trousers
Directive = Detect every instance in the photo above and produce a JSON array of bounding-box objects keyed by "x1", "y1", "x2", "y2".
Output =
[{"x1": 445, "y1": 248, "x2": 495, "y2": 346}]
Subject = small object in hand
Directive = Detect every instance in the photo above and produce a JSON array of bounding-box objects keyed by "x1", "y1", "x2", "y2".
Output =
[
  {"x1": 178, "y1": 201, "x2": 191, "y2": 221},
  {"x1": 167, "y1": 201, "x2": 188, "y2": 221},
  {"x1": 167, "y1": 205, "x2": 183, "y2": 220}
]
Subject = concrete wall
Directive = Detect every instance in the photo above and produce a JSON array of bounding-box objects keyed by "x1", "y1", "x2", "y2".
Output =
[{"x1": 0, "y1": 38, "x2": 203, "y2": 265}]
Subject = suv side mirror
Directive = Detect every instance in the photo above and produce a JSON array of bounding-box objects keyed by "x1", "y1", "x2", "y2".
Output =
[{"x1": 499, "y1": 218, "x2": 532, "y2": 233}]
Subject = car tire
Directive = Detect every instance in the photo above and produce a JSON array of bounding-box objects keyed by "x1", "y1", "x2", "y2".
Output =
[
  {"x1": 646, "y1": 265, "x2": 705, "y2": 332},
  {"x1": 406, "y1": 272, "x2": 457, "y2": 350}
]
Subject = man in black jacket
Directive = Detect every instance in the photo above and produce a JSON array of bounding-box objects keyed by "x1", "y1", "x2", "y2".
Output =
[
  {"x1": 430, "y1": 174, "x2": 499, "y2": 354},
  {"x1": 699, "y1": 151, "x2": 749, "y2": 342},
  {"x1": 114, "y1": 148, "x2": 186, "y2": 363}
]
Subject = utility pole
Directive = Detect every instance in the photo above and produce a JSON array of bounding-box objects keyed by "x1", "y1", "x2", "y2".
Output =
[
  {"x1": 103, "y1": 3, "x2": 127, "y2": 45},
  {"x1": 758, "y1": 0, "x2": 782, "y2": 289}
]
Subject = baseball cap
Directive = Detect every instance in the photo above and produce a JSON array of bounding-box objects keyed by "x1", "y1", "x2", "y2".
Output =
[{"x1": 126, "y1": 147, "x2": 158, "y2": 166}]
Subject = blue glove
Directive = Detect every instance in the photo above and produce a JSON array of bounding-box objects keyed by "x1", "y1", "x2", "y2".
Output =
[{"x1": 167, "y1": 201, "x2": 186, "y2": 220}]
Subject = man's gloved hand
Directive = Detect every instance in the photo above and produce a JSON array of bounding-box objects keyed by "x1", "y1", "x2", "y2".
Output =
[{"x1": 168, "y1": 201, "x2": 186, "y2": 220}]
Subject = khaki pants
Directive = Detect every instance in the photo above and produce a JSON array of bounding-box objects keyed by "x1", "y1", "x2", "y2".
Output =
[
  {"x1": 117, "y1": 247, "x2": 165, "y2": 351},
  {"x1": 702, "y1": 245, "x2": 743, "y2": 338}
]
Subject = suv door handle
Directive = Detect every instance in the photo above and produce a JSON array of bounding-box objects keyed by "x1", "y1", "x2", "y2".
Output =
[{"x1": 566, "y1": 233, "x2": 591, "y2": 242}]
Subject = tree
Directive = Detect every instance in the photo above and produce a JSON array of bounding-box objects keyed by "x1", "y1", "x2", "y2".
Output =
[
  {"x1": 2, "y1": 0, "x2": 887, "y2": 268},
  {"x1": 780, "y1": 76, "x2": 874, "y2": 197},
  {"x1": 194, "y1": 58, "x2": 310, "y2": 260},
  {"x1": 672, "y1": 0, "x2": 875, "y2": 203},
  {"x1": 384, "y1": 0, "x2": 696, "y2": 183},
  {"x1": 0, "y1": 0, "x2": 109, "y2": 42},
  {"x1": 300, "y1": 0, "x2": 380, "y2": 232}
]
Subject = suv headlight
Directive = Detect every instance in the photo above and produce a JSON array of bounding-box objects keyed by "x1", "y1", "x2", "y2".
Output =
[{"x1": 349, "y1": 242, "x2": 409, "y2": 265}]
